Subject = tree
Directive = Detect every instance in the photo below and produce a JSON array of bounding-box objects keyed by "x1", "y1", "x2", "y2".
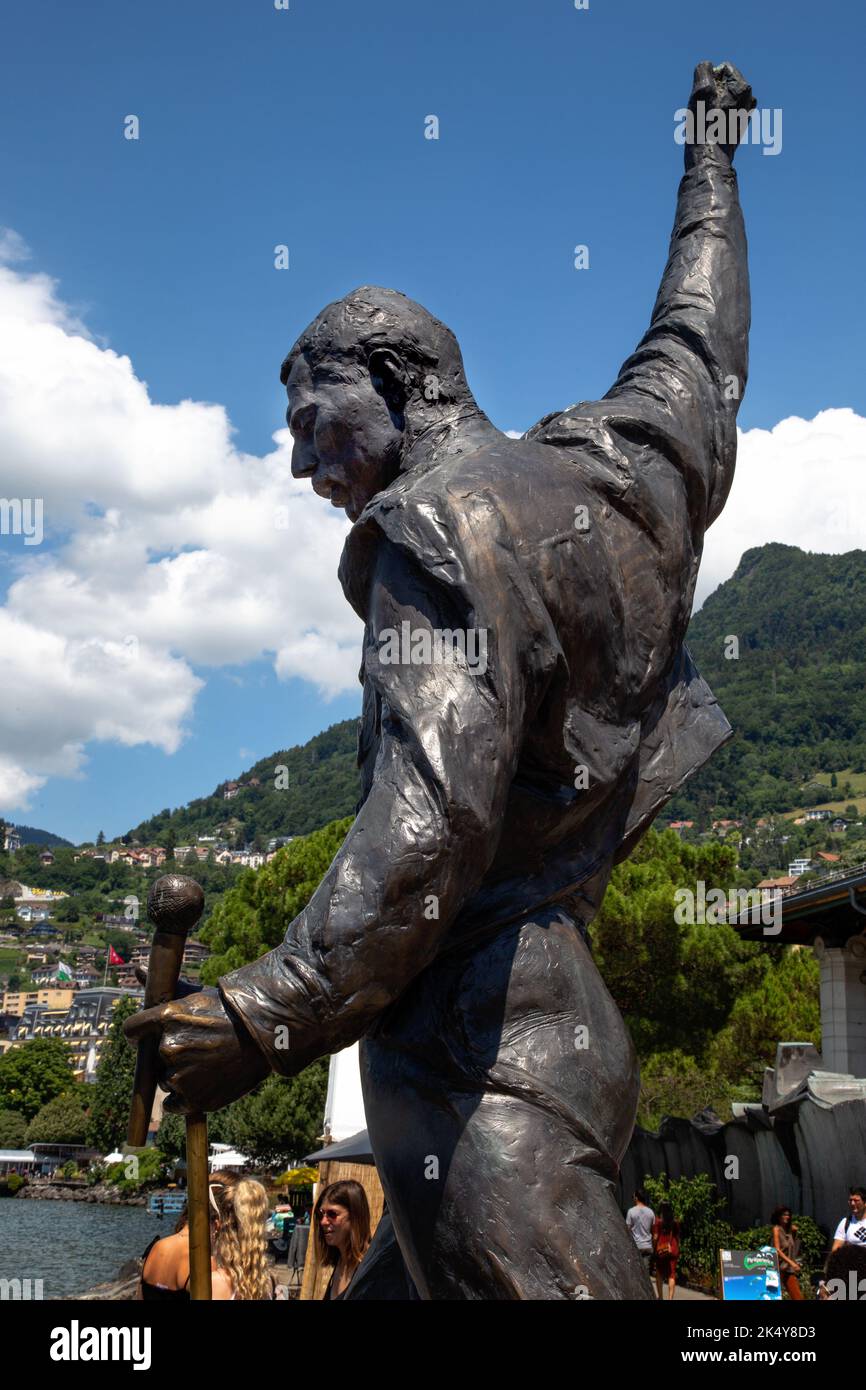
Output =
[
  {"x1": 86, "y1": 996, "x2": 140, "y2": 1153},
  {"x1": 96, "y1": 831, "x2": 106, "y2": 847},
  {"x1": 0, "y1": 1107, "x2": 27, "y2": 1147},
  {"x1": 590, "y1": 828, "x2": 820, "y2": 1116},
  {"x1": 222, "y1": 1063, "x2": 329, "y2": 1166},
  {"x1": 156, "y1": 1106, "x2": 233, "y2": 1163},
  {"x1": 637, "y1": 1050, "x2": 730, "y2": 1131},
  {"x1": 26, "y1": 1089, "x2": 89, "y2": 1146},
  {"x1": 710, "y1": 948, "x2": 821, "y2": 1089},
  {"x1": 591, "y1": 829, "x2": 762, "y2": 1057},
  {"x1": 0, "y1": 1039, "x2": 76, "y2": 1120},
  {"x1": 201, "y1": 816, "x2": 352, "y2": 979},
  {"x1": 54, "y1": 897, "x2": 81, "y2": 923}
]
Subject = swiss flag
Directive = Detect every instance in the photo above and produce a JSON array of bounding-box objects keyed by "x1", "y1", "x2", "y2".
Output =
[{"x1": 108, "y1": 945, "x2": 125, "y2": 965}]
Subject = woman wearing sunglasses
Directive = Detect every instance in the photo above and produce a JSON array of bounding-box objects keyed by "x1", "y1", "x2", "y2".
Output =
[{"x1": 314, "y1": 1180, "x2": 371, "y2": 1300}]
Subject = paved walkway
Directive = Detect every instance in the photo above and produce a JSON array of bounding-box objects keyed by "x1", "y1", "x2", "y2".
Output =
[{"x1": 657, "y1": 1285, "x2": 716, "y2": 1301}]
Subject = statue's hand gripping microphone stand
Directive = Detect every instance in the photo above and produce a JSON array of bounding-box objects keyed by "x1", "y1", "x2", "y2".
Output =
[{"x1": 127, "y1": 874, "x2": 212, "y2": 1300}]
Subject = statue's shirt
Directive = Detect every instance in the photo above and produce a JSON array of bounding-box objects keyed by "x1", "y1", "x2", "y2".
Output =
[{"x1": 339, "y1": 423, "x2": 730, "y2": 952}]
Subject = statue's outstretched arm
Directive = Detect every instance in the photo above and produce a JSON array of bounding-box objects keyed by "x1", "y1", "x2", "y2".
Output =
[
  {"x1": 218, "y1": 537, "x2": 525, "y2": 1074},
  {"x1": 604, "y1": 61, "x2": 754, "y2": 527}
]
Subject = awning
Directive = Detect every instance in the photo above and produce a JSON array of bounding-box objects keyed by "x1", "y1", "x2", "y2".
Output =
[{"x1": 304, "y1": 1129, "x2": 374, "y2": 1165}]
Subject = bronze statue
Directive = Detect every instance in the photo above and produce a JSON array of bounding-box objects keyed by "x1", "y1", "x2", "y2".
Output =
[{"x1": 126, "y1": 61, "x2": 755, "y2": 1299}]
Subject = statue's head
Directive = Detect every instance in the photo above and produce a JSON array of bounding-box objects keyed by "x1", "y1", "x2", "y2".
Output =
[{"x1": 281, "y1": 286, "x2": 474, "y2": 521}]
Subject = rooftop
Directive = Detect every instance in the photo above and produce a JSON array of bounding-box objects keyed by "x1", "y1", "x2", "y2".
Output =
[{"x1": 733, "y1": 860, "x2": 866, "y2": 944}]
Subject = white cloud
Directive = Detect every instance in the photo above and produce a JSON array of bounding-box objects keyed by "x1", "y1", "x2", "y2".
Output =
[
  {"x1": 0, "y1": 228, "x2": 31, "y2": 265},
  {"x1": 696, "y1": 408, "x2": 866, "y2": 607},
  {"x1": 0, "y1": 234, "x2": 359, "y2": 811}
]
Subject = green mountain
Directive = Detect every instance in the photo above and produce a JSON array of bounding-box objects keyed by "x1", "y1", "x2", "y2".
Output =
[
  {"x1": 128, "y1": 719, "x2": 360, "y2": 847},
  {"x1": 669, "y1": 543, "x2": 866, "y2": 821},
  {"x1": 12, "y1": 825, "x2": 73, "y2": 848}
]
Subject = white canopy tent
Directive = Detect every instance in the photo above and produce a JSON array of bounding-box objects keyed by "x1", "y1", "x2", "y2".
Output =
[
  {"x1": 208, "y1": 1143, "x2": 250, "y2": 1169},
  {"x1": 323, "y1": 1042, "x2": 367, "y2": 1143}
]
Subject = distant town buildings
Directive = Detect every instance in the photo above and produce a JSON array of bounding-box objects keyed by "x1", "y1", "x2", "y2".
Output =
[
  {"x1": 667, "y1": 820, "x2": 694, "y2": 836},
  {"x1": 68, "y1": 834, "x2": 295, "y2": 873},
  {"x1": 1, "y1": 987, "x2": 75, "y2": 1017},
  {"x1": 7, "y1": 987, "x2": 142, "y2": 1080},
  {"x1": 758, "y1": 875, "x2": 798, "y2": 901},
  {"x1": 789, "y1": 857, "x2": 815, "y2": 877}
]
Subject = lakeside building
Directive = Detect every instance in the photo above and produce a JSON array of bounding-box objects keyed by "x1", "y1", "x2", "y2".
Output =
[
  {"x1": 0, "y1": 1148, "x2": 41, "y2": 1175},
  {"x1": 1, "y1": 986, "x2": 75, "y2": 1017},
  {"x1": 0, "y1": 1144, "x2": 98, "y2": 1176},
  {"x1": 6, "y1": 987, "x2": 142, "y2": 1080}
]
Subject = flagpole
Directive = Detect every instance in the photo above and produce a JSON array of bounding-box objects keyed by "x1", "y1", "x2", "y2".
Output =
[{"x1": 103, "y1": 947, "x2": 109, "y2": 987}]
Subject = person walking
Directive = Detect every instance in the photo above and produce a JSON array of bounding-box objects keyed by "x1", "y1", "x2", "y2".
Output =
[
  {"x1": 652, "y1": 1201, "x2": 681, "y2": 1301},
  {"x1": 770, "y1": 1206, "x2": 803, "y2": 1300},
  {"x1": 626, "y1": 1190, "x2": 655, "y2": 1271}
]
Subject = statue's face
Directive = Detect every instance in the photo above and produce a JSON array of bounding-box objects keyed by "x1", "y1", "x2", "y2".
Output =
[{"x1": 286, "y1": 356, "x2": 403, "y2": 522}]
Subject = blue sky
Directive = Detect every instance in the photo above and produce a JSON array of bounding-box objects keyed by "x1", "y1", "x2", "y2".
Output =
[{"x1": 1, "y1": 0, "x2": 864, "y2": 843}]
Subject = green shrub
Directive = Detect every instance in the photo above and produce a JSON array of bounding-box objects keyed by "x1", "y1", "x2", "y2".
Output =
[
  {"x1": 0, "y1": 1172, "x2": 26, "y2": 1196},
  {"x1": 104, "y1": 1147, "x2": 165, "y2": 1193}
]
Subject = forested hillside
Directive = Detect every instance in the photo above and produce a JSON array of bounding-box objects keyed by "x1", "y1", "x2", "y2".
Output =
[
  {"x1": 128, "y1": 720, "x2": 359, "y2": 847},
  {"x1": 668, "y1": 543, "x2": 866, "y2": 820}
]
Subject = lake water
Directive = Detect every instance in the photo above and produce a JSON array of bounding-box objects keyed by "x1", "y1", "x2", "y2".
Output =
[{"x1": 0, "y1": 1198, "x2": 164, "y2": 1298}]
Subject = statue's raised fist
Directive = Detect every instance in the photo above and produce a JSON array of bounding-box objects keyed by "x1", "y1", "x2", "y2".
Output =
[{"x1": 685, "y1": 60, "x2": 756, "y2": 167}]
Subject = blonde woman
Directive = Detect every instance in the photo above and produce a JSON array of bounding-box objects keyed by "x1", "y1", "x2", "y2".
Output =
[
  {"x1": 209, "y1": 1172, "x2": 274, "y2": 1300},
  {"x1": 140, "y1": 1171, "x2": 274, "y2": 1300}
]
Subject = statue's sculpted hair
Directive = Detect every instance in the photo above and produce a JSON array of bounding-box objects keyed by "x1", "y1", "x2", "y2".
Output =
[{"x1": 281, "y1": 285, "x2": 471, "y2": 405}]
